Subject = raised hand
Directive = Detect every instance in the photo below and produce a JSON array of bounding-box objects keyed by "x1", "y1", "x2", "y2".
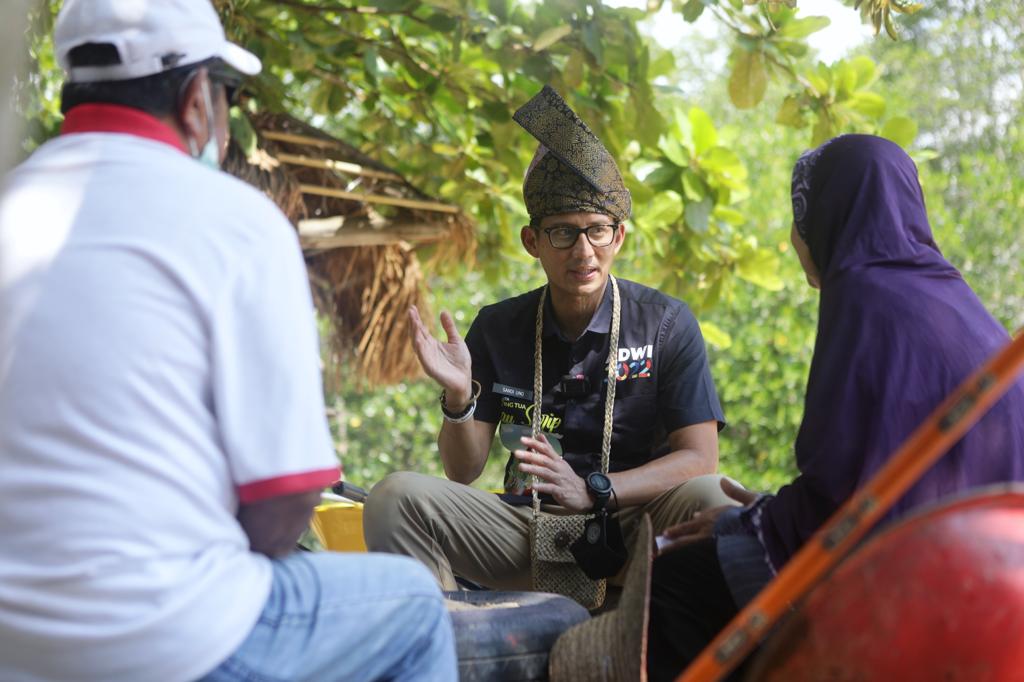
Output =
[{"x1": 409, "y1": 305, "x2": 473, "y2": 405}]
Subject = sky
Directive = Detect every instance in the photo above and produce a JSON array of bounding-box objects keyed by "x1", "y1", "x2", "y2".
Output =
[{"x1": 607, "y1": 0, "x2": 877, "y2": 64}]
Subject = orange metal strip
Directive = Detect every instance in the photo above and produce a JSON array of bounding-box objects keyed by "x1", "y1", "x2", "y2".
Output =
[{"x1": 678, "y1": 331, "x2": 1024, "y2": 682}]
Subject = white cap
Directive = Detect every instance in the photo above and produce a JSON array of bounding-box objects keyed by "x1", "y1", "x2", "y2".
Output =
[{"x1": 54, "y1": 0, "x2": 262, "y2": 83}]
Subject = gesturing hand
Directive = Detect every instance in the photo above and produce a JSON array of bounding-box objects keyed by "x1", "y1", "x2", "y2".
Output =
[
  {"x1": 409, "y1": 305, "x2": 473, "y2": 404},
  {"x1": 656, "y1": 478, "x2": 758, "y2": 556},
  {"x1": 514, "y1": 434, "x2": 593, "y2": 512}
]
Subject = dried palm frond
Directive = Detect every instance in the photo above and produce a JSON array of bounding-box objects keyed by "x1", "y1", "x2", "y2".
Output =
[
  {"x1": 224, "y1": 110, "x2": 475, "y2": 388},
  {"x1": 312, "y1": 245, "x2": 430, "y2": 390},
  {"x1": 223, "y1": 141, "x2": 306, "y2": 223}
]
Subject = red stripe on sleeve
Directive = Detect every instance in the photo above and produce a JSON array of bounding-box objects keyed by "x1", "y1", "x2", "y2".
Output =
[{"x1": 237, "y1": 466, "x2": 340, "y2": 504}]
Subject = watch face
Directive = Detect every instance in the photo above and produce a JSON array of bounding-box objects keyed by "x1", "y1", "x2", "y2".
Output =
[{"x1": 587, "y1": 472, "x2": 612, "y2": 494}]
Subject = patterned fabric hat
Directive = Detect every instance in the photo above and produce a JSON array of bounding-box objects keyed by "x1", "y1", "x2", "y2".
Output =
[
  {"x1": 514, "y1": 86, "x2": 632, "y2": 224},
  {"x1": 790, "y1": 135, "x2": 843, "y2": 244}
]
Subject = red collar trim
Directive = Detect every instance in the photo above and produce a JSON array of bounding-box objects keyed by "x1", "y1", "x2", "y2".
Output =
[{"x1": 61, "y1": 104, "x2": 188, "y2": 154}]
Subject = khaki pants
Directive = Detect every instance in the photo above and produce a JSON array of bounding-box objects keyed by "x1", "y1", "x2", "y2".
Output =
[{"x1": 363, "y1": 472, "x2": 738, "y2": 591}]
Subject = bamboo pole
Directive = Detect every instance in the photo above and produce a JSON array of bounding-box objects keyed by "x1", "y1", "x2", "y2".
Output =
[
  {"x1": 276, "y1": 152, "x2": 403, "y2": 182},
  {"x1": 301, "y1": 232, "x2": 431, "y2": 249},
  {"x1": 678, "y1": 331, "x2": 1024, "y2": 682},
  {"x1": 298, "y1": 184, "x2": 459, "y2": 214},
  {"x1": 298, "y1": 217, "x2": 450, "y2": 249},
  {"x1": 260, "y1": 130, "x2": 340, "y2": 150}
]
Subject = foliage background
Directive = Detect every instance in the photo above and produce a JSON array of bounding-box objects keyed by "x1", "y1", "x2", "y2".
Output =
[
  {"x1": 15, "y1": 0, "x2": 1022, "y2": 493},
  {"x1": 323, "y1": 0, "x2": 1024, "y2": 492}
]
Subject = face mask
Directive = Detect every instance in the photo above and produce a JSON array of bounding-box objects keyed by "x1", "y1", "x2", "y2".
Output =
[{"x1": 187, "y1": 78, "x2": 221, "y2": 170}]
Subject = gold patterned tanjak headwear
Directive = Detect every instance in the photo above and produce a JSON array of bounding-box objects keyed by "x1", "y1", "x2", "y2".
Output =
[{"x1": 513, "y1": 85, "x2": 632, "y2": 225}]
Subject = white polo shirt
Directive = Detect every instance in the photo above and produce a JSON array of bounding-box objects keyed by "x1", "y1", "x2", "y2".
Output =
[{"x1": 0, "y1": 105, "x2": 339, "y2": 681}]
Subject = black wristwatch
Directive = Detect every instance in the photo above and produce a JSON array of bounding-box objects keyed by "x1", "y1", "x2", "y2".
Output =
[{"x1": 585, "y1": 472, "x2": 613, "y2": 512}]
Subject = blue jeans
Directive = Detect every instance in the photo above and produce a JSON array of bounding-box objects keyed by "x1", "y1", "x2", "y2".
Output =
[{"x1": 199, "y1": 552, "x2": 457, "y2": 681}]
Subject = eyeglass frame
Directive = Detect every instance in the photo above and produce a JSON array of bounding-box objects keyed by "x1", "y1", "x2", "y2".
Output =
[
  {"x1": 209, "y1": 66, "x2": 243, "y2": 106},
  {"x1": 177, "y1": 60, "x2": 244, "y2": 109},
  {"x1": 534, "y1": 222, "x2": 621, "y2": 249}
]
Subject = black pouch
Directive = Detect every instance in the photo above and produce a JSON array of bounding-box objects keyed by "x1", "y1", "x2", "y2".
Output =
[{"x1": 570, "y1": 510, "x2": 629, "y2": 579}]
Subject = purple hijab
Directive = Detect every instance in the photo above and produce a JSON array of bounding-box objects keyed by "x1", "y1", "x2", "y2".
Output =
[{"x1": 761, "y1": 134, "x2": 1024, "y2": 569}]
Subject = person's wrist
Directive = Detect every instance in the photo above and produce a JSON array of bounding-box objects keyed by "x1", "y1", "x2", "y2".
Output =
[
  {"x1": 571, "y1": 475, "x2": 592, "y2": 512},
  {"x1": 440, "y1": 380, "x2": 480, "y2": 423},
  {"x1": 443, "y1": 385, "x2": 473, "y2": 412}
]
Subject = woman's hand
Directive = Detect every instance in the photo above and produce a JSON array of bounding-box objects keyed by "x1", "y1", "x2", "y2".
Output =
[
  {"x1": 514, "y1": 434, "x2": 593, "y2": 512},
  {"x1": 409, "y1": 305, "x2": 473, "y2": 406},
  {"x1": 657, "y1": 478, "x2": 758, "y2": 556}
]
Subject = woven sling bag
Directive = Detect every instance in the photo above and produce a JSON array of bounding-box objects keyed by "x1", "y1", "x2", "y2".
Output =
[{"x1": 529, "y1": 276, "x2": 621, "y2": 610}]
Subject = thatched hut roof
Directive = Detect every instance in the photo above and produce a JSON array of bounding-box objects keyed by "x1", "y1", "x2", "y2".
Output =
[{"x1": 225, "y1": 111, "x2": 475, "y2": 387}]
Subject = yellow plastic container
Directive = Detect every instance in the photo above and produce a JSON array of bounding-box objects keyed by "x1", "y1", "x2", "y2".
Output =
[{"x1": 310, "y1": 502, "x2": 367, "y2": 552}]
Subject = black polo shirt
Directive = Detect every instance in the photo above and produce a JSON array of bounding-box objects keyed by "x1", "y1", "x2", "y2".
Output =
[{"x1": 464, "y1": 277, "x2": 725, "y2": 494}]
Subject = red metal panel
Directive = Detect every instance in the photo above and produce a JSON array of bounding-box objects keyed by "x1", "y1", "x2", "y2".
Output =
[{"x1": 753, "y1": 489, "x2": 1024, "y2": 681}]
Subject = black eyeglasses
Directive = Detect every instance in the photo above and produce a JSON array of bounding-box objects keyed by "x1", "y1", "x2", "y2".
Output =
[
  {"x1": 540, "y1": 223, "x2": 618, "y2": 249},
  {"x1": 210, "y1": 73, "x2": 242, "y2": 106},
  {"x1": 178, "y1": 66, "x2": 243, "y2": 108}
]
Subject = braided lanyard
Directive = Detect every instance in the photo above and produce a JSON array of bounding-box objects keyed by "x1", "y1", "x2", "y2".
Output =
[{"x1": 531, "y1": 276, "x2": 621, "y2": 513}]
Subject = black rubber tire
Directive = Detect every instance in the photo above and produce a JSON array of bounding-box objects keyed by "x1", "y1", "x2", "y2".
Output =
[{"x1": 446, "y1": 591, "x2": 590, "y2": 681}]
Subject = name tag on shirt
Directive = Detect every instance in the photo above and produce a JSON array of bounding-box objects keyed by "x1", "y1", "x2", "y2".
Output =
[{"x1": 493, "y1": 382, "x2": 533, "y2": 400}]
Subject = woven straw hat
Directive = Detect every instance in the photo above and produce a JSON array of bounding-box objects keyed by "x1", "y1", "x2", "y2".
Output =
[{"x1": 548, "y1": 514, "x2": 654, "y2": 681}]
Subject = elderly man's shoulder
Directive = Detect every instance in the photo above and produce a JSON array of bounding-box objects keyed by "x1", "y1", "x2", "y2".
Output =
[
  {"x1": 168, "y1": 160, "x2": 299, "y2": 252},
  {"x1": 189, "y1": 163, "x2": 283, "y2": 218}
]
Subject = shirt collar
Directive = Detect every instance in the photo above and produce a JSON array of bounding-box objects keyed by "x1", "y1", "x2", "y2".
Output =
[
  {"x1": 542, "y1": 277, "x2": 614, "y2": 340},
  {"x1": 61, "y1": 104, "x2": 188, "y2": 154}
]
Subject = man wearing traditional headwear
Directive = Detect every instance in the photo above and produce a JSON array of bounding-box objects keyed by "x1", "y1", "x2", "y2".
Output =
[{"x1": 365, "y1": 86, "x2": 737, "y2": 595}]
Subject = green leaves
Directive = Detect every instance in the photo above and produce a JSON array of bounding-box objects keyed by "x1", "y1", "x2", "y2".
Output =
[
  {"x1": 680, "y1": 0, "x2": 706, "y2": 22},
  {"x1": 702, "y1": 146, "x2": 748, "y2": 189},
  {"x1": 689, "y1": 107, "x2": 718, "y2": 154},
  {"x1": 881, "y1": 116, "x2": 918, "y2": 148},
  {"x1": 685, "y1": 197, "x2": 714, "y2": 232},
  {"x1": 645, "y1": 191, "x2": 685, "y2": 226},
  {"x1": 736, "y1": 245, "x2": 784, "y2": 291},
  {"x1": 848, "y1": 92, "x2": 886, "y2": 118},
  {"x1": 563, "y1": 51, "x2": 584, "y2": 88},
  {"x1": 208, "y1": 0, "x2": 913, "y2": 337},
  {"x1": 682, "y1": 169, "x2": 706, "y2": 201},
  {"x1": 290, "y1": 45, "x2": 317, "y2": 72},
  {"x1": 363, "y1": 47, "x2": 380, "y2": 86},
  {"x1": 700, "y1": 321, "x2": 733, "y2": 349},
  {"x1": 728, "y1": 48, "x2": 768, "y2": 109},
  {"x1": 311, "y1": 82, "x2": 348, "y2": 114},
  {"x1": 773, "y1": 55, "x2": 890, "y2": 145},
  {"x1": 368, "y1": 0, "x2": 419, "y2": 11},
  {"x1": 229, "y1": 109, "x2": 258, "y2": 157},
  {"x1": 847, "y1": 55, "x2": 878, "y2": 89},
  {"x1": 532, "y1": 25, "x2": 572, "y2": 52},
  {"x1": 659, "y1": 134, "x2": 690, "y2": 168},
  {"x1": 776, "y1": 15, "x2": 830, "y2": 39},
  {"x1": 776, "y1": 95, "x2": 805, "y2": 127},
  {"x1": 581, "y1": 22, "x2": 604, "y2": 66}
]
